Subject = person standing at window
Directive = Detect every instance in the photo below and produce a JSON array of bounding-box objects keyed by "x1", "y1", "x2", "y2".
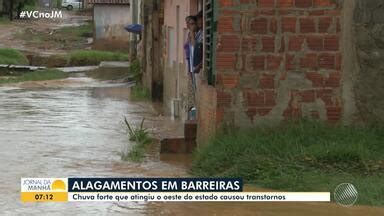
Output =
[
  {"x1": 193, "y1": 11, "x2": 204, "y2": 75},
  {"x1": 185, "y1": 16, "x2": 198, "y2": 115},
  {"x1": 187, "y1": 16, "x2": 198, "y2": 91},
  {"x1": 184, "y1": 16, "x2": 195, "y2": 74}
]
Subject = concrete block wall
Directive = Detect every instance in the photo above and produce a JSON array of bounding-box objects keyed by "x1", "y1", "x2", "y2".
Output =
[
  {"x1": 163, "y1": 61, "x2": 191, "y2": 119},
  {"x1": 93, "y1": 5, "x2": 132, "y2": 41},
  {"x1": 351, "y1": 0, "x2": 384, "y2": 122},
  {"x1": 196, "y1": 79, "x2": 218, "y2": 145}
]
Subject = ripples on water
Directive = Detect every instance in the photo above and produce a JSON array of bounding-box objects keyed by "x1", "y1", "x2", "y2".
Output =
[
  {"x1": 0, "y1": 79, "x2": 383, "y2": 215},
  {"x1": 0, "y1": 80, "x2": 187, "y2": 214}
]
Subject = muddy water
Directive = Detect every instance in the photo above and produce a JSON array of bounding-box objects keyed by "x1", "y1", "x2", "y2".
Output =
[
  {"x1": 0, "y1": 78, "x2": 383, "y2": 215},
  {"x1": 0, "y1": 78, "x2": 186, "y2": 214}
]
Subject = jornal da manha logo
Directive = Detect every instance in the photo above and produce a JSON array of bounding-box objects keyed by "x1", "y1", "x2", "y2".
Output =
[
  {"x1": 21, "y1": 178, "x2": 67, "y2": 192},
  {"x1": 21, "y1": 178, "x2": 68, "y2": 202}
]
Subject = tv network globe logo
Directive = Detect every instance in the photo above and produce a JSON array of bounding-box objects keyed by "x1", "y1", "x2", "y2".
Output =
[{"x1": 334, "y1": 183, "x2": 358, "y2": 207}]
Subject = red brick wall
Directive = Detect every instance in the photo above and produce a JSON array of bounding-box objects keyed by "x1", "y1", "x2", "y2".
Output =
[{"x1": 213, "y1": 0, "x2": 342, "y2": 129}]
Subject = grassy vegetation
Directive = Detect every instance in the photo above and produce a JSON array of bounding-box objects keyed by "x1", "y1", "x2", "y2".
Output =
[
  {"x1": 127, "y1": 60, "x2": 150, "y2": 100},
  {"x1": 0, "y1": 48, "x2": 29, "y2": 65},
  {"x1": 191, "y1": 120, "x2": 384, "y2": 206},
  {"x1": 0, "y1": 69, "x2": 67, "y2": 85},
  {"x1": 23, "y1": 0, "x2": 37, "y2": 11},
  {"x1": 121, "y1": 118, "x2": 152, "y2": 162},
  {"x1": 130, "y1": 85, "x2": 150, "y2": 101},
  {"x1": 58, "y1": 24, "x2": 93, "y2": 38},
  {"x1": 30, "y1": 50, "x2": 128, "y2": 68},
  {"x1": 68, "y1": 50, "x2": 128, "y2": 66},
  {"x1": 129, "y1": 59, "x2": 142, "y2": 83},
  {"x1": 15, "y1": 23, "x2": 93, "y2": 51},
  {"x1": 0, "y1": 17, "x2": 10, "y2": 24},
  {"x1": 33, "y1": 54, "x2": 69, "y2": 68}
]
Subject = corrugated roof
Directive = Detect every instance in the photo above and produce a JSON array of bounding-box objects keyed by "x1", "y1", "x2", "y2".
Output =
[{"x1": 88, "y1": 0, "x2": 130, "y2": 4}]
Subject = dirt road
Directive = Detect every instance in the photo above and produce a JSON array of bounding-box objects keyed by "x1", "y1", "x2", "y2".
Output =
[{"x1": 0, "y1": 10, "x2": 91, "y2": 55}]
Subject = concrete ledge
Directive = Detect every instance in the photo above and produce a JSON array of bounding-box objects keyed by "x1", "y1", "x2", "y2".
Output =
[
  {"x1": 184, "y1": 120, "x2": 197, "y2": 140},
  {"x1": 160, "y1": 138, "x2": 196, "y2": 154},
  {"x1": 0, "y1": 65, "x2": 46, "y2": 71},
  {"x1": 160, "y1": 120, "x2": 198, "y2": 154},
  {"x1": 99, "y1": 61, "x2": 130, "y2": 68},
  {"x1": 56, "y1": 66, "x2": 99, "y2": 73}
]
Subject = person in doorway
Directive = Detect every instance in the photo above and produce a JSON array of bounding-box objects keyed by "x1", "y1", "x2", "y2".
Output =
[
  {"x1": 186, "y1": 12, "x2": 203, "y2": 120},
  {"x1": 185, "y1": 15, "x2": 198, "y2": 118},
  {"x1": 184, "y1": 16, "x2": 195, "y2": 73},
  {"x1": 193, "y1": 11, "x2": 204, "y2": 74}
]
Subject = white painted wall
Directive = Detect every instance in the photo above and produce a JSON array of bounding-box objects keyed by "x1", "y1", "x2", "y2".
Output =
[{"x1": 94, "y1": 4, "x2": 131, "y2": 41}]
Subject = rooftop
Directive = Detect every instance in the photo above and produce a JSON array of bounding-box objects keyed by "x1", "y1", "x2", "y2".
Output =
[{"x1": 88, "y1": 0, "x2": 130, "y2": 4}]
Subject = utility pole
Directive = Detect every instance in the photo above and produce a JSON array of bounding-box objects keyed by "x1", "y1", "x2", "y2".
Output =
[{"x1": 130, "y1": 0, "x2": 138, "y2": 60}]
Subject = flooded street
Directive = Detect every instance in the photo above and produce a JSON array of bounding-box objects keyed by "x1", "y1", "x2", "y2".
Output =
[
  {"x1": 0, "y1": 77, "x2": 383, "y2": 215},
  {"x1": 0, "y1": 77, "x2": 187, "y2": 214},
  {"x1": 1, "y1": 0, "x2": 383, "y2": 214}
]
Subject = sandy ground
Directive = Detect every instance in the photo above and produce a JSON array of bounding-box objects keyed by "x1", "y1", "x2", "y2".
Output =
[{"x1": 0, "y1": 10, "x2": 91, "y2": 55}]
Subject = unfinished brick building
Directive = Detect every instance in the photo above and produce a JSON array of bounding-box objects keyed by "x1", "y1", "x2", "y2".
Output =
[
  {"x1": 141, "y1": 0, "x2": 384, "y2": 146},
  {"x1": 197, "y1": 0, "x2": 343, "y2": 144}
]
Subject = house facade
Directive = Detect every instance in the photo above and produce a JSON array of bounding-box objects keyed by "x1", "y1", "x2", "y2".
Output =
[
  {"x1": 162, "y1": 0, "x2": 202, "y2": 119},
  {"x1": 141, "y1": 0, "x2": 384, "y2": 146},
  {"x1": 89, "y1": 0, "x2": 132, "y2": 51},
  {"x1": 197, "y1": 0, "x2": 345, "y2": 144}
]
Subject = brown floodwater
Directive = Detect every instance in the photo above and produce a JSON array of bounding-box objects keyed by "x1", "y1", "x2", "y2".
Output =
[{"x1": 0, "y1": 77, "x2": 383, "y2": 215}]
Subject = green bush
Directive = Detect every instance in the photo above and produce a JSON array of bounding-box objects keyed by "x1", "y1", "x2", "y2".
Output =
[
  {"x1": 129, "y1": 59, "x2": 142, "y2": 83},
  {"x1": 0, "y1": 69, "x2": 67, "y2": 85},
  {"x1": 0, "y1": 48, "x2": 29, "y2": 65},
  {"x1": 192, "y1": 120, "x2": 384, "y2": 206},
  {"x1": 58, "y1": 23, "x2": 93, "y2": 38},
  {"x1": 125, "y1": 118, "x2": 150, "y2": 143},
  {"x1": 68, "y1": 50, "x2": 128, "y2": 66},
  {"x1": 23, "y1": 0, "x2": 37, "y2": 11}
]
